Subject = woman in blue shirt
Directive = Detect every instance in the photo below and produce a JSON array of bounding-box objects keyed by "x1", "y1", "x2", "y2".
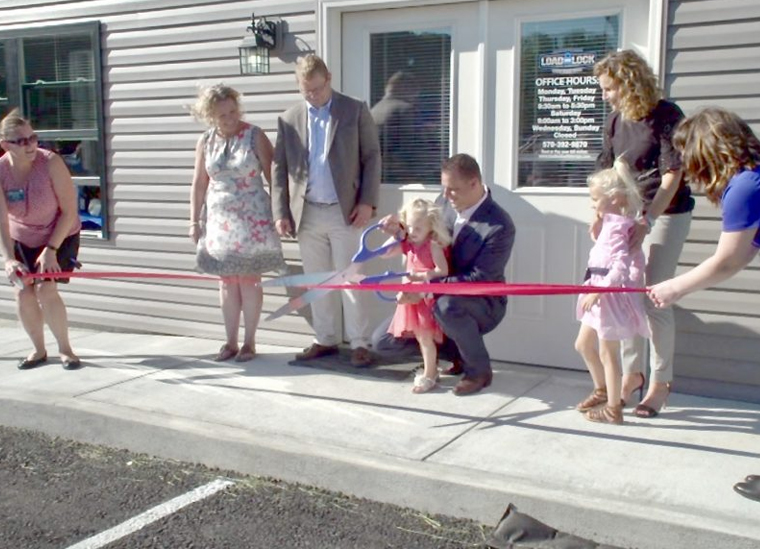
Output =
[
  {"x1": 648, "y1": 107, "x2": 760, "y2": 503},
  {"x1": 649, "y1": 108, "x2": 759, "y2": 306}
]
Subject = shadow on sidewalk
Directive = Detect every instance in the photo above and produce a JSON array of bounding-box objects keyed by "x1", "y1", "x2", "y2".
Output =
[{"x1": 152, "y1": 369, "x2": 760, "y2": 461}]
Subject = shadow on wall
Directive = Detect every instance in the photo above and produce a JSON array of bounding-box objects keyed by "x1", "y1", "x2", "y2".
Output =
[
  {"x1": 274, "y1": 21, "x2": 313, "y2": 65},
  {"x1": 272, "y1": 183, "x2": 598, "y2": 365},
  {"x1": 673, "y1": 308, "x2": 760, "y2": 404}
]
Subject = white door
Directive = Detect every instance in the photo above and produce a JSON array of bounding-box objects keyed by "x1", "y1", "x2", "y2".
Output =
[
  {"x1": 341, "y1": 0, "x2": 653, "y2": 369},
  {"x1": 487, "y1": 0, "x2": 651, "y2": 368},
  {"x1": 342, "y1": 3, "x2": 483, "y2": 333}
]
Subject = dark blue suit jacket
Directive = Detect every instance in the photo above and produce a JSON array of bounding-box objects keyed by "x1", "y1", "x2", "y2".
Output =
[{"x1": 438, "y1": 193, "x2": 515, "y2": 296}]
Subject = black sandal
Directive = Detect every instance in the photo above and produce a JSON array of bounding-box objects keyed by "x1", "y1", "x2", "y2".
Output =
[{"x1": 18, "y1": 353, "x2": 47, "y2": 370}]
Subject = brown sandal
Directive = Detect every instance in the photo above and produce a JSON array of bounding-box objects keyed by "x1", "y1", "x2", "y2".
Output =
[
  {"x1": 214, "y1": 344, "x2": 238, "y2": 362},
  {"x1": 235, "y1": 344, "x2": 256, "y2": 362},
  {"x1": 576, "y1": 388, "x2": 607, "y2": 412},
  {"x1": 585, "y1": 404, "x2": 623, "y2": 425}
]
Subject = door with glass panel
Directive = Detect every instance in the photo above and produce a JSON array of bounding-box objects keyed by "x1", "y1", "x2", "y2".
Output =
[
  {"x1": 342, "y1": 0, "x2": 652, "y2": 369},
  {"x1": 487, "y1": 0, "x2": 652, "y2": 368},
  {"x1": 342, "y1": 4, "x2": 481, "y2": 334}
]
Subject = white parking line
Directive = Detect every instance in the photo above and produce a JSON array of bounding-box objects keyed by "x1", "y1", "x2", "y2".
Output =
[{"x1": 66, "y1": 478, "x2": 234, "y2": 549}]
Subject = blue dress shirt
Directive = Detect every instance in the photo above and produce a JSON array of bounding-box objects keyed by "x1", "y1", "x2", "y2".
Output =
[{"x1": 306, "y1": 100, "x2": 339, "y2": 204}]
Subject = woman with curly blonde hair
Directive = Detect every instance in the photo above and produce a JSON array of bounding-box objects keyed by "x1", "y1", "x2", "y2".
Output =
[
  {"x1": 593, "y1": 49, "x2": 694, "y2": 418},
  {"x1": 189, "y1": 84, "x2": 285, "y2": 362}
]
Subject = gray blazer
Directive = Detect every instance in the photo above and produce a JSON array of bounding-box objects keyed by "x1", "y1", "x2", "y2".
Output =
[{"x1": 271, "y1": 91, "x2": 382, "y2": 232}]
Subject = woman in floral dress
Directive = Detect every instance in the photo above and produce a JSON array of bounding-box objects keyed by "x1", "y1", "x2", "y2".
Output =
[{"x1": 189, "y1": 84, "x2": 285, "y2": 362}]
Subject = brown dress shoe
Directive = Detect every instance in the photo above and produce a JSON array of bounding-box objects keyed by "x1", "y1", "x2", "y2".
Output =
[
  {"x1": 295, "y1": 343, "x2": 339, "y2": 361},
  {"x1": 453, "y1": 373, "x2": 492, "y2": 396},
  {"x1": 350, "y1": 346, "x2": 373, "y2": 368},
  {"x1": 442, "y1": 358, "x2": 464, "y2": 376}
]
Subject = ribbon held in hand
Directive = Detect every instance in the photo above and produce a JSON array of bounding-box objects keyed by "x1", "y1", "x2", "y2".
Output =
[{"x1": 305, "y1": 281, "x2": 646, "y2": 296}]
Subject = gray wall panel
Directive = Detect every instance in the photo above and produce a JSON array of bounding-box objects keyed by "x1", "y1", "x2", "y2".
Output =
[
  {"x1": 669, "y1": 0, "x2": 760, "y2": 26},
  {"x1": 0, "y1": 0, "x2": 317, "y2": 345},
  {"x1": 666, "y1": 0, "x2": 760, "y2": 387}
]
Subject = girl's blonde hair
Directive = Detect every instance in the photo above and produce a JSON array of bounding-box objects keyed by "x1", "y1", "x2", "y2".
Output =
[
  {"x1": 587, "y1": 158, "x2": 643, "y2": 217},
  {"x1": 673, "y1": 107, "x2": 760, "y2": 204},
  {"x1": 399, "y1": 198, "x2": 452, "y2": 247},
  {"x1": 190, "y1": 84, "x2": 243, "y2": 127},
  {"x1": 0, "y1": 108, "x2": 30, "y2": 140},
  {"x1": 594, "y1": 50, "x2": 661, "y2": 121}
]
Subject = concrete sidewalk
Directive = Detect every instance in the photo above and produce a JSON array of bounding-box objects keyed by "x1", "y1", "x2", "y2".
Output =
[{"x1": 1, "y1": 319, "x2": 758, "y2": 549}]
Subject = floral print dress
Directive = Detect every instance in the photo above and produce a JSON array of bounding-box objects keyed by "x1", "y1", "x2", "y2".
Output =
[{"x1": 196, "y1": 123, "x2": 285, "y2": 276}]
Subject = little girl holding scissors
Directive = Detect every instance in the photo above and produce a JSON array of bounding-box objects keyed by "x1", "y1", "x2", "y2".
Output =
[
  {"x1": 386, "y1": 198, "x2": 451, "y2": 393},
  {"x1": 575, "y1": 160, "x2": 651, "y2": 424}
]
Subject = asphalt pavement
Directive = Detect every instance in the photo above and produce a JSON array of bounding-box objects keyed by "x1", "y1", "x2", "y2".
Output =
[
  {"x1": 0, "y1": 425, "x2": 487, "y2": 548},
  {"x1": 1, "y1": 318, "x2": 759, "y2": 549}
]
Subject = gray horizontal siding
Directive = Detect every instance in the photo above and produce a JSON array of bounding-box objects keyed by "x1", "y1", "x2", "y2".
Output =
[
  {"x1": 665, "y1": 0, "x2": 760, "y2": 387},
  {"x1": 0, "y1": 0, "x2": 313, "y2": 27},
  {"x1": 0, "y1": 0, "x2": 317, "y2": 344}
]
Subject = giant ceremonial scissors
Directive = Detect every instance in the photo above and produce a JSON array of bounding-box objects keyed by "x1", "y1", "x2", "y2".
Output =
[{"x1": 262, "y1": 223, "x2": 408, "y2": 322}]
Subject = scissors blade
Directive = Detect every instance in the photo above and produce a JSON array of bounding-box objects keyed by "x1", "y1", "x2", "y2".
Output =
[
  {"x1": 260, "y1": 270, "x2": 339, "y2": 288},
  {"x1": 264, "y1": 263, "x2": 361, "y2": 322}
]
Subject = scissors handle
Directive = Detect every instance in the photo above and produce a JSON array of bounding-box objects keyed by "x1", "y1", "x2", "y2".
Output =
[
  {"x1": 358, "y1": 270, "x2": 409, "y2": 302},
  {"x1": 351, "y1": 223, "x2": 402, "y2": 263},
  {"x1": 359, "y1": 270, "x2": 409, "y2": 285}
]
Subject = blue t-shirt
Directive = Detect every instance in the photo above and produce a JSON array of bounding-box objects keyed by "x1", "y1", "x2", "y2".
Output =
[{"x1": 721, "y1": 166, "x2": 760, "y2": 248}]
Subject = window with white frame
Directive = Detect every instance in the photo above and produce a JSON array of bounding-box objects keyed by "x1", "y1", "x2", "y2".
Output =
[
  {"x1": 517, "y1": 15, "x2": 619, "y2": 187},
  {"x1": 0, "y1": 42, "x2": 9, "y2": 119},
  {"x1": 369, "y1": 29, "x2": 451, "y2": 185},
  {"x1": 1, "y1": 22, "x2": 106, "y2": 236}
]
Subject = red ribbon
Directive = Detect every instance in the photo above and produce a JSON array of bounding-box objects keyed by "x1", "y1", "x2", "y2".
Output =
[
  {"x1": 19, "y1": 271, "x2": 645, "y2": 295},
  {"x1": 308, "y1": 281, "x2": 645, "y2": 296},
  {"x1": 21, "y1": 271, "x2": 219, "y2": 282}
]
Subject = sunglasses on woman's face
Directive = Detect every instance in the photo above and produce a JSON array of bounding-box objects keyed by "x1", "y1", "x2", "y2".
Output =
[{"x1": 5, "y1": 134, "x2": 39, "y2": 147}]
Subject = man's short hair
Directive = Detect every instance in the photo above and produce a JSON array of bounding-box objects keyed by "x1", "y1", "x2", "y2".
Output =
[
  {"x1": 442, "y1": 153, "x2": 482, "y2": 182},
  {"x1": 295, "y1": 53, "x2": 329, "y2": 80}
]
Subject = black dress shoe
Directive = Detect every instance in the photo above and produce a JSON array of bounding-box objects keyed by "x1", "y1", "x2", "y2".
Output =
[
  {"x1": 734, "y1": 477, "x2": 760, "y2": 503},
  {"x1": 18, "y1": 354, "x2": 47, "y2": 370},
  {"x1": 453, "y1": 373, "x2": 493, "y2": 396},
  {"x1": 62, "y1": 357, "x2": 82, "y2": 370},
  {"x1": 745, "y1": 474, "x2": 760, "y2": 483},
  {"x1": 442, "y1": 358, "x2": 464, "y2": 376}
]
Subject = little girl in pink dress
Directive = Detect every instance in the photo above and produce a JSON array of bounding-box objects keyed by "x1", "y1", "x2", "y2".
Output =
[
  {"x1": 575, "y1": 159, "x2": 651, "y2": 424},
  {"x1": 386, "y1": 198, "x2": 451, "y2": 393}
]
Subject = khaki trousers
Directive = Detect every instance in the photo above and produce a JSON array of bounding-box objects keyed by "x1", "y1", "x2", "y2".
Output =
[
  {"x1": 297, "y1": 202, "x2": 370, "y2": 349},
  {"x1": 622, "y1": 211, "x2": 692, "y2": 383}
]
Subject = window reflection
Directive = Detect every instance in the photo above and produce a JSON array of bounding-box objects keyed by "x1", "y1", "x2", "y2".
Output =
[
  {"x1": 37, "y1": 138, "x2": 100, "y2": 177},
  {"x1": 370, "y1": 30, "x2": 451, "y2": 185},
  {"x1": 518, "y1": 16, "x2": 619, "y2": 187}
]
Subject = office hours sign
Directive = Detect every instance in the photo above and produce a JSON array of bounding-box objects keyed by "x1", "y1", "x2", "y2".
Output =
[{"x1": 517, "y1": 17, "x2": 618, "y2": 187}]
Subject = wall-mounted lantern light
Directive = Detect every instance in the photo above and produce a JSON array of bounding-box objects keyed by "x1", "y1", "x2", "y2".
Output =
[{"x1": 238, "y1": 13, "x2": 279, "y2": 75}]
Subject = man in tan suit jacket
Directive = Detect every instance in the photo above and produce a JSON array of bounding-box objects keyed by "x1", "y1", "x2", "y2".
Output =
[{"x1": 272, "y1": 54, "x2": 381, "y2": 367}]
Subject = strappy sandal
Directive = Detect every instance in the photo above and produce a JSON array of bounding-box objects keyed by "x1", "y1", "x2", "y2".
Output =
[
  {"x1": 235, "y1": 344, "x2": 256, "y2": 362},
  {"x1": 634, "y1": 383, "x2": 671, "y2": 418},
  {"x1": 621, "y1": 372, "x2": 646, "y2": 407},
  {"x1": 214, "y1": 344, "x2": 238, "y2": 362},
  {"x1": 576, "y1": 387, "x2": 607, "y2": 412},
  {"x1": 585, "y1": 404, "x2": 623, "y2": 425},
  {"x1": 412, "y1": 374, "x2": 439, "y2": 394}
]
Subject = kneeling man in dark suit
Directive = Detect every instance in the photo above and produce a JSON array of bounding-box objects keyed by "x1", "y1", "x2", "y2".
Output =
[{"x1": 379, "y1": 153, "x2": 515, "y2": 395}]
